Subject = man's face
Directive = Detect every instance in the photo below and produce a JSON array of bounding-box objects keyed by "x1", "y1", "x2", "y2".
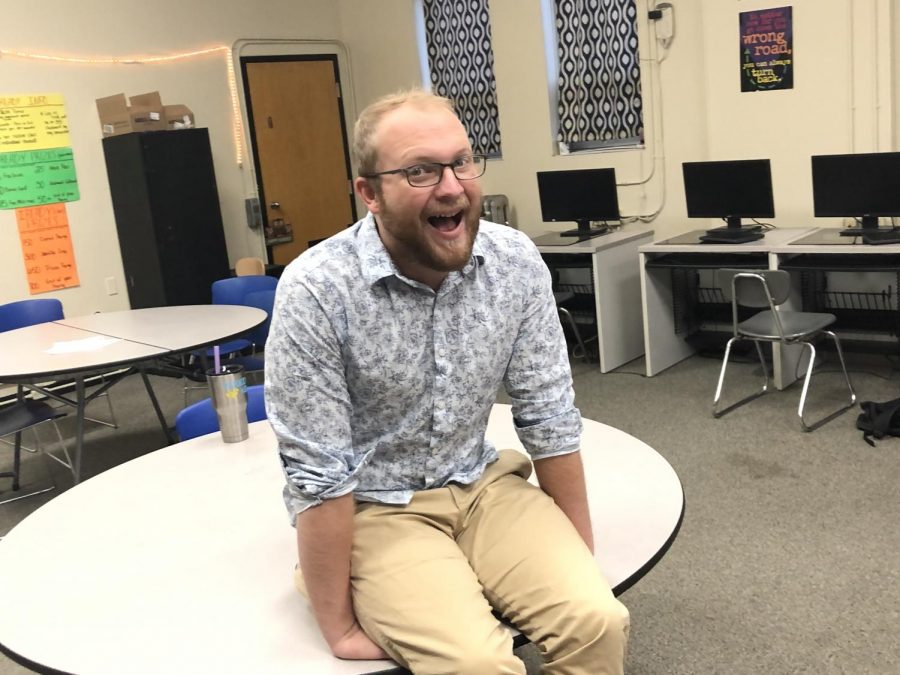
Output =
[{"x1": 355, "y1": 103, "x2": 482, "y2": 289}]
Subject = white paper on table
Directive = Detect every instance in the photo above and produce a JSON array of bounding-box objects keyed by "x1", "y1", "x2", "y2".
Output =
[{"x1": 44, "y1": 336, "x2": 122, "y2": 354}]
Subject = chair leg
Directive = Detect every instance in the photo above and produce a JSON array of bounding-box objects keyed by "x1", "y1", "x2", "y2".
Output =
[
  {"x1": 797, "y1": 333, "x2": 858, "y2": 432},
  {"x1": 713, "y1": 338, "x2": 770, "y2": 418},
  {"x1": 1, "y1": 427, "x2": 59, "y2": 505},
  {"x1": 558, "y1": 307, "x2": 590, "y2": 362}
]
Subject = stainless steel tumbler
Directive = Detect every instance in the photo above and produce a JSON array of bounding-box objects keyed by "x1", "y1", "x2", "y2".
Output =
[{"x1": 206, "y1": 364, "x2": 249, "y2": 443}]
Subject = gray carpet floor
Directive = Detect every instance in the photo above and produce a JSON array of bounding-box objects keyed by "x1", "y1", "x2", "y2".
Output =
[{"x1": 2, "y1": 349, "x2": 899, "y2": 674}]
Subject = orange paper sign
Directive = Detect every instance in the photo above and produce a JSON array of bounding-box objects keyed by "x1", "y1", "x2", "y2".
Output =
[{"x1": 16, "y1": 203, "x2": 80, "y2": 294}]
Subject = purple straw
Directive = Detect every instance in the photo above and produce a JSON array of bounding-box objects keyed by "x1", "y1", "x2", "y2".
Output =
[{"x1": 213, "y1": 345, "x2": 221, "y2": 374}]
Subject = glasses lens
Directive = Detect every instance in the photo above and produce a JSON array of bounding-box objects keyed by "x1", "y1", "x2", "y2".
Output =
[
  {"x1": 406, "y1": 164, "x2": 442, "y2": 187},
  {"x1": 453, "y1": 155, "x2": 485, "y2": 180}
]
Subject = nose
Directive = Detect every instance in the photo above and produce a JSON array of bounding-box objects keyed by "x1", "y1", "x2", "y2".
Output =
[{"x1": 432, "y1": 164, "x2": 465, "y2": 197}]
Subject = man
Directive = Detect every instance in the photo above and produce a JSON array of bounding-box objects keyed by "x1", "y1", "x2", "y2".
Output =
[{"x1": 265, "y1": 89, "x2": 629, "y2": 674}]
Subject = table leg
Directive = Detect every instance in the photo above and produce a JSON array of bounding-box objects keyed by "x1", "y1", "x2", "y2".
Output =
[
  {"x1": 73, "y1": 378, "x2": 86, "y2": 484},
  {"x1": 140, "y1": 368, "x2": 175, "y2": 445}
]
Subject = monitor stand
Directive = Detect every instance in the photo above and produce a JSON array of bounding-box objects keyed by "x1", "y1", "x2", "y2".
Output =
[
  {"x1": 699, "y1": 217, "x2": 764, "y2": 244},
  {"x1": 838, "y1": 216, "x2": 900, "y2": 241},
  {"x1": 532, "y1": 220, "x2": 611, "y2": 247}
]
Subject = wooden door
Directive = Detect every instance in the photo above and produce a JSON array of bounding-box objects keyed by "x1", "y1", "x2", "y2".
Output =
[{"x1": 243, "y1": 56, "x2": 356, "y2": 266}]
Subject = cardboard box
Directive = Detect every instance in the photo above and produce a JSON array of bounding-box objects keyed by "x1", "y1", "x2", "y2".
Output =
[
  {"x1": 164, "y1": 104, "x2": 195, "y2": 130},
  {"x1": 96, "y1": 91, "x2": 167, "y2": 137}
]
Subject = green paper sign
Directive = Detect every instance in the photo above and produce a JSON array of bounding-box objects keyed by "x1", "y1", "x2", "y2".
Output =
[{"x1": 0, "y1": 147, "x2": 80, "y2": 209}]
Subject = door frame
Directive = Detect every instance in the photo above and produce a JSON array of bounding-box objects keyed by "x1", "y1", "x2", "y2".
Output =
[{"x1": 233, "y1": 40, "x2": 359, "y2": 262}]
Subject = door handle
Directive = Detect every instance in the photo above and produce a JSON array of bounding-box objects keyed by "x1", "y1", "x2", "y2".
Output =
[{"x1": 270, "y1": 201, "x2": 281, "y2": 209}]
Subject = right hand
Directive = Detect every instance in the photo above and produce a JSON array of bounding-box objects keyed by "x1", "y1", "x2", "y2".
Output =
[{"x1": 330, "y1": 621, "x2": 389, "y2": 661}]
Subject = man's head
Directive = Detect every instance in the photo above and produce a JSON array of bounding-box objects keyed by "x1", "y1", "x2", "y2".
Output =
[{"x1": 353, "y1": 89, "x2": 483, "y2": 290}]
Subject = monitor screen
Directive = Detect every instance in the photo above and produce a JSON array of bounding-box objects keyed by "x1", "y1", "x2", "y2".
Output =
[
  {"x1": 536, "y1": 168, "x2": 620, "y2": 228},
  {"x1": 682, "y1": 159, "x2": 775, "y2": 228},
  {"x1": 811, "y1": 152, "x2": 900, "y2": 228}
]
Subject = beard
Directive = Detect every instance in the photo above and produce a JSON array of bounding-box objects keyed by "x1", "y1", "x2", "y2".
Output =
[{"x1": 376, "y1": 195, "x2": 481, "y2": 274}]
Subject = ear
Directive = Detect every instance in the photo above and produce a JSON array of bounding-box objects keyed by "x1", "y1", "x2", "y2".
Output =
[{"x1": 354, "y1": 177, "x2": 382, "y2": 215}]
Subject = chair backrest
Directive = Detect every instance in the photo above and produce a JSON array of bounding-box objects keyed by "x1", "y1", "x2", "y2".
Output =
[
  {"x1": 0, "y1": 299, "x2": 64, "y2": 332},
  {"x1": 174, "y1": 384, "x2": 267, "y2": 441},
  {"x1": 235, "y1": 257, "x2": 266, "y2": 277},
  {"x1": 243, "y1": 289, "x2": 276, "y2": 347},
  {"x1": 481, "y1": 194, "x2": 510, "y2": 225},
  {"x1": 211, "y1": 275, "x2": 278, "y2": 306},
  {"x1": 716, "y1": 269, "x2": 791, "y2": 308}
]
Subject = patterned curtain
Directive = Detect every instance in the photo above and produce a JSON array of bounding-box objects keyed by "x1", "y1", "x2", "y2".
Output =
[
  {"x1": 553, "y1": 0, "x2": 643, "y2": 146},
  {"x1": 422, "y1": 0, "x2": 502, "y2": 157}
]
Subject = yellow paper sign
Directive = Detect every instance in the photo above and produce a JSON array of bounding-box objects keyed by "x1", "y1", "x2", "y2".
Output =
[
  {"x1": 16, "y1": 203, "x2": 80, "y2": 294},
  {"x1": 0, "y1": 94, "x2": 71, "y2": 151}
]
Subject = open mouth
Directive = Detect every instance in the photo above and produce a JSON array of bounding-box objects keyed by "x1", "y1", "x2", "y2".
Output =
[{"x1": 427, "y1": 211, "x2": 464, "y2": 233}]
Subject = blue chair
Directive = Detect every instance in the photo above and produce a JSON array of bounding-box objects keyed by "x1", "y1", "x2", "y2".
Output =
[
  {"x1": 1, "y1": 399, "x2": 68, "y2": 503},
  {"x1": 0, "y1": 300, "x2": 72, "y2": 500},
  {"x1": 174, "y1": 384, "x2": 267, "y2": 441},
  {"x1": 185, "y1": 277, "x2": 278, "y2": 404},
  {"x1": 202, "y1": 275, "x2": 279, "y2": 357},
  {"x1": 0, "y1": 298, "x2": 63, "y2": 329}
]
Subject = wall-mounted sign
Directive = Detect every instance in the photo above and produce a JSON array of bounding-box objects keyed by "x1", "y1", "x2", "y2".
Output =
[
  {"x1": 0, "y1": 147, "x2": 80, "y2": 209},
  {"x1": 0, "y1": 93, "x2": 71, "y2": 151},
  {"x1": 740, "y1": 6, "x2": 793, "y2": 92},
  {"x1": 16, "y1": 203, "x2": 80, "y2": 294}
]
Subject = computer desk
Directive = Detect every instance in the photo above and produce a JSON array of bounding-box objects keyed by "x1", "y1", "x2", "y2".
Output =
[
  {"x1": 639, "y1": 228, "x2": 814, "y2": 389},
  {"x1": 535, "y1": 226, "x2": 654, "y2": 372}
]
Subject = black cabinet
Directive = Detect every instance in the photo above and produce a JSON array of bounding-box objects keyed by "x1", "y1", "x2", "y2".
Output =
[{"x1": 102, "y1": 129, "x2": 230, "y2": 308}]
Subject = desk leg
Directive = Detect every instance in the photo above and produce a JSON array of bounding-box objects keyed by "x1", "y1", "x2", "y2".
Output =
[
  {"x1": 641, "y1": 254, "x2": 696, "y2": 376},
  {"x1": 140, "y1": 368, "x2": 174, "y2": 445}
]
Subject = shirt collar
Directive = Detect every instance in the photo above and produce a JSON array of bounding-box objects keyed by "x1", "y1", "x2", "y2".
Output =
[{"x1": 357, "y1": 212, "x2": 486, "y2": 288}]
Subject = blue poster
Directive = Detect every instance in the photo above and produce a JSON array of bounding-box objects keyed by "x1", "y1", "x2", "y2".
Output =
[{"x1": 740, "y1": 6, "x2": 793, "y2": 92}]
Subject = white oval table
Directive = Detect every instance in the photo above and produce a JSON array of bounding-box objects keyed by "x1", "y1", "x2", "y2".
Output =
[{"x1": 0, "y1": 404, "x2": 683, "y2": 675}]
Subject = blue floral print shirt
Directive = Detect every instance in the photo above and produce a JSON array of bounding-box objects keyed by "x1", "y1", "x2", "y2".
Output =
[{"x1": 265, "y1": 213, "x2": 582, "y2": 523}]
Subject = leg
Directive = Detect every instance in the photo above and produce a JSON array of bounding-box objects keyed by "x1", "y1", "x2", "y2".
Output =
[
  {"x1": 348, "y1": 490, "x2": 526, "y2": 675},
  {"x1": 455, "y1": 450, "x2": 630, "y2": 675}
]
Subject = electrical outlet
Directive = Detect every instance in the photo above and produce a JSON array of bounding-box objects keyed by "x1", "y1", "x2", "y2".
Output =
[{"x1": 105, "y1": 277, "x2": 118, "y2": 295}]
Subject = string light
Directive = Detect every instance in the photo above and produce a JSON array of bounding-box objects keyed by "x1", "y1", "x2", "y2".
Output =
[{"x1": 0, "y1": 45, "x2": 245, "y2": 165}]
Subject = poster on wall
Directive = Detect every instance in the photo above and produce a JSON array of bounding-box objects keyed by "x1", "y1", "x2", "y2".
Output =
[
  {"x1": 740, "y1": 6, "x2": 793, "y2": 92},
  {"x1": 0, "y1": 147, "x2": 80, "y2": 209},
  {"x1": 16, "y1": 203, "x2": 80, "y2": 294},
  {"x1": 0, "y1": 93, "x2": 71, "y2": 151}
]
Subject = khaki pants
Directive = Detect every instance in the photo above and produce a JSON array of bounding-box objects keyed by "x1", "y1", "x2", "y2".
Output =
[{"x1": 295, "y1": 450, "x2": 629, "y2": 674}]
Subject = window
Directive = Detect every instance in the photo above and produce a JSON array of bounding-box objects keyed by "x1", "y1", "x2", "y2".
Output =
[
  {"x1": 545, "y1": 0, "x2": 644, "y2": 153},
  {"x1": 415, "y1": 0, "x2": 503, "y2": 157}
]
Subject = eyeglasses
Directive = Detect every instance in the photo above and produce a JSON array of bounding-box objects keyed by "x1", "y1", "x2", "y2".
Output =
[{"x1": 362, "y1": 154, "x2": 487, "y2": 187}]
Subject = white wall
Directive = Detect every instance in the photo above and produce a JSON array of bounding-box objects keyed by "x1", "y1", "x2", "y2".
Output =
[
  {"x1": 337, "y1": 0, "x2": 894, "y2": 237},
  {"x1": 0, "y1": 0, "x2": 341, "y2": 315}
]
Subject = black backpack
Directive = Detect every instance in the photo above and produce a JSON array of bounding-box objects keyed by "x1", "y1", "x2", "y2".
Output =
[{"x1": 856, "y1": 397, "x2": 900, "y2": 446}]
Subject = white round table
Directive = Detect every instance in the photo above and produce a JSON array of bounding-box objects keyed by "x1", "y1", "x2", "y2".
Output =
[{"x1": 0, "y1": 404, "x2": 683, "y2": 674}]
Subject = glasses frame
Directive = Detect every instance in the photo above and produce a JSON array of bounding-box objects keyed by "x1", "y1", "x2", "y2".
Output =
[{"x1": 361, "y1": 154, "x2": 487, "y2": 188}]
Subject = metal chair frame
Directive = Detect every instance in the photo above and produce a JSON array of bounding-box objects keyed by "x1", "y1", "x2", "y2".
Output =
[{"x1": 712, "y1": 270, "x2": 857, "y2": 432}]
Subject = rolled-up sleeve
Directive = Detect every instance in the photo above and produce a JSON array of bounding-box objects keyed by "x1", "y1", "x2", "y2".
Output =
[
  {"x1": 264, "y1": 274, "x2": 360, "y2": 523},
  {"x1": 502, "y1": 248, "x2": 583, "y2": 459}
]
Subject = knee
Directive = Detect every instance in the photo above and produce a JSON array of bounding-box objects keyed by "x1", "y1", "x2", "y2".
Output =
[
  {"x1": 544, "y1": 597, "x2": 630, "y2": 667},
  {"x1": 574, "y1": 597, "x2": 630, "y2": 643}
]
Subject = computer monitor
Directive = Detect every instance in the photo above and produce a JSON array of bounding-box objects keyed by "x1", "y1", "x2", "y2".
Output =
[
  {"x1": 536, "y1": 168, "x2": 620, "y2": 239},
  {"x1": 682, "y1": 159, "x2": 774, "y2": 243},
  {"x1": 811, "y1": 152, "x2": 900, "y2": 233}
]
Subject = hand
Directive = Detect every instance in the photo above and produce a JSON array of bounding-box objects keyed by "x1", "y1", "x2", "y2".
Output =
[{"x1": 330, "y1": 621, "x2": 389, "y2": 661}]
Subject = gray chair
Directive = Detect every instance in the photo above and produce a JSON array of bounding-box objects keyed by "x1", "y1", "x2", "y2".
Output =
[
  {"x1": 548, "y1": 266, "x2": 591, "y2": 362},
  {"x1": 481, "y1": 194, "x2": 510, "y2": 226},
  {"x1": 712, "y1": 269, "x2": 856, "y2": 431}
]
